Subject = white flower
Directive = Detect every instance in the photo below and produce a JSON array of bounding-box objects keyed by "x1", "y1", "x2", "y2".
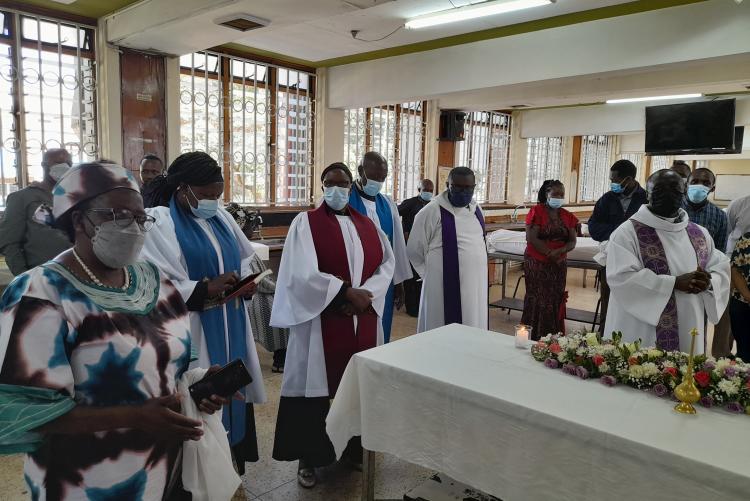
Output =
[
  {"x1": 628, "y1": 365, "x2": 645, "y2": 379},
  {"x1": 641, "y1": 362, "x2": 659, "y2": 377},
  {"x1": 576, "y1": 347, "x2": 587, "y2": 356},
  {"x1": 558, "y1": 352, "x2": 568, "y2": 363},
  {"x1": 599, "y1": 362, "x2": 610, "y2": 373},
  {"x1": 715, "y1": 359, "x2": 732, "y2": 375},
  {"x1": 662, "y1": 360, "x2": 675, "y2": 369},
  {"x1": 558, "y1": 337, "x2": 569, "y2": 349},
  {"x1": 718, "y1": 378, "x2": 740, "y2": 396},
  {"x1": 647, "y1": 349, "x2": 663, "y2": 359}
]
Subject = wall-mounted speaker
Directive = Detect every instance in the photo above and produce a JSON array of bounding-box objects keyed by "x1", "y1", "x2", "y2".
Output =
[{"x1": 439, "y1": 110, "x2": 466, "y2": 141}]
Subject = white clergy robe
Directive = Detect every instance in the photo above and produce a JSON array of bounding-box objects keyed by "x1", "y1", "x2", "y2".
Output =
[
  {"x1": 358, "y1": 195, "x2": 412, "y2": 285},
  {"x1": 140, "y1": 206, "x2": 266, "y2": 404},
  {"x1": 604, "y1": 205, "x2": 730, "y2": 352},
  {"x1": 406, "y1": 191, "x2": 488, "y2": 333},
  {"x1": 271, "y1": 212, "x2": 395, "y2": 398}
]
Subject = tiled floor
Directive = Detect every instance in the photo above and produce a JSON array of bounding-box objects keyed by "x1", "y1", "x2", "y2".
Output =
[{"x1": 0, "y1": 268, "x2": 603, "y2": 501}]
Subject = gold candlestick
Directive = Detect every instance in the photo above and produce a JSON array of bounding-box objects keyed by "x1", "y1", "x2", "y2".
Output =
[{"x1": 674, "y1": 328, "x2": 701, "y2": 415}]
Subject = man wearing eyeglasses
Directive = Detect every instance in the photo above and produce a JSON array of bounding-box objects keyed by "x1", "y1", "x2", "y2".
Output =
[
  {"x1": 0, "y1": 149, "x2": 73, "y2": 275},
  {"x1": 406, "y1": 166, "x2": 488, "y2": 332}
]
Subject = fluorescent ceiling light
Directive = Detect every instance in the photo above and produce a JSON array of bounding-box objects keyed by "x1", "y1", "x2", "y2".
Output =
[
  {"x1": 606, "y1": 93, "x2": 703, "y2": 104},
  {"x1": 405, "y1": 0, "x2": 553, "y2": 29}
]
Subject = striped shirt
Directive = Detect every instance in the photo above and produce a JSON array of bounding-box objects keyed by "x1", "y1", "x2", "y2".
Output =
[{"x1": 681, "y1": 199, "x2": 728, "y2": 253}]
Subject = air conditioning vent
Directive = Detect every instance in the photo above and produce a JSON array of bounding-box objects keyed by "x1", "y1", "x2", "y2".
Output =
[{"x1": 215, "y1": 14, "x2": 269, "y2": 32}]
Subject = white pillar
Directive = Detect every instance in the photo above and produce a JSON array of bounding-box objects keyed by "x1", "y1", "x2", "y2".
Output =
[
  {"x1": 423, "y1": 99, "x2": 440, "y2": 183},
  {"x1": 506, "y1": 111, "x2": 528, "y2": 205},
  {"x1": 314, "y1": 67, "x2": 346, "y2": 187},
  {"x1": 165, "y1": 56, "x2": 181, "y2": 165},
  {"x1": 96, "y1": 19, "x2": 122, "y2": 164}
]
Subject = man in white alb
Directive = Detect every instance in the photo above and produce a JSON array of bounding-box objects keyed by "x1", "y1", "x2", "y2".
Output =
[
  {"x1": 348, "y1": 151, "x2": 411, "y2": 342},
  {"x1": 407, "y1": 166, "x2": 488, "y2": 333},
  {"x1": 604, "y1": 169, "x2": 730, "y2": 352}
]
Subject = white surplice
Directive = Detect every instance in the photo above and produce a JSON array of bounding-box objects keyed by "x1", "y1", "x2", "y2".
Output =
[
  {"x1": 358, "y1": 195, "x2": 412, "y2": 285},
  {"x1": 406, "y1": 191, "x2": 488, "y2": 333},
  {"x1": 604, "y1": 205, "x2": 730, "y2": 352},
  {"x1": 270, "y1": 211, "x2": 395, "y2": 398},
  {"x1": 140, "y1": 206, "x2": 266, "y2": 404}
]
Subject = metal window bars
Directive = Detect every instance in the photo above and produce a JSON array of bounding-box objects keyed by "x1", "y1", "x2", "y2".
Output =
[
  {"x1": 0, "y1": 9, "x2": 97, "y2": 207},
  {"x1": 179, "y1": 51, "x2": 315, "y2": 206},
  {"x1": 343, "y1": 101, "x2": 427, "y2": 202},
  {"x1": 650, "y1": 155, "x2": 675, "y2": 172},
  {"x1": 578, "y1": 135, "x2": 616, "y2": 202},
  {"x1": 456, "y1": 111, "x2": 511, "y2": 204},
  {"x1": 524, "y1": 137, "x2": 563, "y2": 202},
  {"x1": 618, "y1": 153, "x2": 644, "y2": 173}
]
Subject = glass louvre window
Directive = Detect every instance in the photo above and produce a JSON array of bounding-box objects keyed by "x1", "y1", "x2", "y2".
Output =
[
  {"x1": 180, "y1": 51, "x2": 315, "y2": 205},
  {"x1": 456, "y1": 111, "x2": 511, "y2": 203},
  {"x1": 618, "y1": 153, "x2": 644, "y2": 173},
  {"x1": 0, "y1": 9, "x2": 97, "y2": 207},
  {"x1": 650, "y1": 155, "x2": 675, "y2": 172},
  {"x1": 524, "y1": 137, "x2": 563, "y2": 202},
  {"x1": 578, "y1": 135, "x2": 616, "y2": 202},
  {"x1": 343, "y1": 101, "x2": 426, "y2": 202}
]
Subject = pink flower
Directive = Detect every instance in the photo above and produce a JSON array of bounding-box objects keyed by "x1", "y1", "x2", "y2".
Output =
[
  {"x1": 549, "y1": 343, "x2": 562, "y2": 354},
  {"x1": 592, "y1": 355, "x2": 605, "y2": 367},
  {"x1": 663, "y1": 367, "x2": 678, "y2": 378}
]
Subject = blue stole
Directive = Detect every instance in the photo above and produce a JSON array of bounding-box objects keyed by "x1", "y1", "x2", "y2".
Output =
[
  {"x1": 439, "y1": 206, "x2": 485, "y2": 326},
  {"x1": 349, "y1": 188, "x2": 396, "y2": 342},
  {"x1": 170, "y1": 196, "x2": 248, "y2": 445}
]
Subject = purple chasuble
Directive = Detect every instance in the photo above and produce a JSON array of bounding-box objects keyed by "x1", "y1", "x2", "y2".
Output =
[
  {"x1": 631, "y1": 220, "x2": 710, "y2": 351},
  {"x1": 440, "y1": 206, "x2": 485, "y2": 325}
]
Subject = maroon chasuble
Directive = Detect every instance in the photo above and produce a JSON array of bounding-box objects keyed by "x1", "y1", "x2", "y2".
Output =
[{"x1": 307, "y1": 203, "x2": 383, "y2": 396}]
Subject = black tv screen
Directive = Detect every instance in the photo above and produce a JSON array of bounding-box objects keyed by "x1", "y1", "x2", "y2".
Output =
[{"x1": 645, "y1": 99, "x2": 736, "y2": 154}]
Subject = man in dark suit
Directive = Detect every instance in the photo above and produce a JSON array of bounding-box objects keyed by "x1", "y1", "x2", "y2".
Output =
[
  {"x1": 398, "y1": 178, "x2": 434, "y2": 316},
  {"x1": 588, "y1": 159, "x2": 648, "y2": 334}
]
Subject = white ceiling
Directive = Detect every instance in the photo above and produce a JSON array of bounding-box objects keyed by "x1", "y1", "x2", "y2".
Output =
[
  {"x1": 235, "y1": 0, "x2": 634, "y2": 61},
  {"x1": 108, "y1": 0, "x2": 635, "y2": 61}
]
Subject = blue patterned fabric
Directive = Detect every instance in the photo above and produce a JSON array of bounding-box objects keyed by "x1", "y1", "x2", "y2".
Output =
[{"x1": 0, "y1": 262, "x2": 191, "y2": 499}]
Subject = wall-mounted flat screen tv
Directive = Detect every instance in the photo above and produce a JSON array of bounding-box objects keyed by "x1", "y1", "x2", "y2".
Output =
[{"x1": 645, "y1": 99, "x2": 736, "y2": 154}]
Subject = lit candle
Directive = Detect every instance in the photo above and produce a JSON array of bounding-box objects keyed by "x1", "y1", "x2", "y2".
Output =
[{"x1": 515, "y1": 324, "x2": 531, "y2": 349}]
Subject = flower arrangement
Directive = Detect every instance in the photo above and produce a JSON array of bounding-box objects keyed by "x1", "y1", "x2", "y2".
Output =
[{"x1": 531, "y1": 331, "x2": 750, "y2": 415}]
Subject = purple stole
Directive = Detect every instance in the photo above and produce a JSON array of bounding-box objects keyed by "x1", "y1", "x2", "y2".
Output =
[
  {"x1": 440, "y1": 206, "x2": 485, "y2": 325},
  {"x1": 631, "y1": 220, "x2": 710, "y2": 351}
]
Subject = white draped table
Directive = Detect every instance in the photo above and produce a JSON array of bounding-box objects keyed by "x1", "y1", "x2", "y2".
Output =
[{"x1": 326, "y1": 325, "x2": 750, "y2": 501}]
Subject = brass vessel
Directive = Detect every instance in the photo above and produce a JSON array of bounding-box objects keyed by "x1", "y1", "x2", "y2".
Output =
[{"x1": 674, "y1": 328, "x2": 701, "y2": 415}]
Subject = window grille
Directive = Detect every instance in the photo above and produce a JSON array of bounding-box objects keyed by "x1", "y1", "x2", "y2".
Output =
[
  {"x1": 578, "y1": 135, "x2": 616, "y2": 202},
  {"x1": 525, "y1": 137, "x2": 563, "y2": 202},
  {"x1": 456, "y1": 111, "x2": 511, "y2": 203}
]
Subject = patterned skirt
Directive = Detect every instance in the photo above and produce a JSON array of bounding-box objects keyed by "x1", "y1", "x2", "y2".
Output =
[
  {"x1": 249, "y1": 292, "x2": 289, "y2": 353},
  {"x1": 521, "y1": 253, "x2": 568, "y2": 340}
]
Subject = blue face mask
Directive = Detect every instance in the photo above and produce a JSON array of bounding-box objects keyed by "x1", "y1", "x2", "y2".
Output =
[
  {"x1": 610, "y1": 181, "x2": 624, "y2": 194},
  {"x1": 324, "y1": 186, "x2": 350, "y2": 211},
  {"x1": 361, "y1": 178, "x2": 383, "y2": 197},
  {"x1": 448, "y1": 187, "x2": 473, "y2": 207},
  {"x1": 547, "y1": 198, "x2": 565, "y2": 209},
  {"x1": 188, "y1": 186, "x2": 219, "y2": 219},
  {"x1": 419, "y1": 192, "x2": 433, "y2": 202},
  {"x1": 687, "y1": 184, "x2": 711, "y2": 204}
]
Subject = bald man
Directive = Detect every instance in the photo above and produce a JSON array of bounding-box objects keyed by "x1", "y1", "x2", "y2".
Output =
[
  {"x1": 670, "y1": 160, "x2": 692, "y2": 180},
  {"x1": 0, "y1": 149, "x2": 72, "y2": 274},
  {"x1": 604, "y1": 169, "x2": 730, "y2": 353},
  {"x1": 349, "y1": 152, "x2": 412, "y2": 342}
]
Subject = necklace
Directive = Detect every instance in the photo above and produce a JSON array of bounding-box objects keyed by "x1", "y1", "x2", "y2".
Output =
[{"x1": 72, "y1": 249, "x2": 130, "y2": 291}]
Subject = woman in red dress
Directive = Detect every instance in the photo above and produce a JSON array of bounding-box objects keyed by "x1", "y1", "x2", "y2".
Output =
[{"x1": 522, "y1": 180, "x2": 578, "y2": 339}]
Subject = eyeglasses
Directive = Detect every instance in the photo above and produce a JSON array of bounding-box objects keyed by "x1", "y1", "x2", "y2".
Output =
[{"x1": 86, "y1": 208, "x2": 156, "y2": 231}]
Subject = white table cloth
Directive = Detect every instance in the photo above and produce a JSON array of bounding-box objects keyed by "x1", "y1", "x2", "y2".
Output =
[{"x1": 327, "y1": 325, "x2": 750, "y2": 501}]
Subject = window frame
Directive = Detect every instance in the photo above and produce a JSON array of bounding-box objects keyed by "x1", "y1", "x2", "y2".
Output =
[
  {"x1": 179, "y1": 50, "x2": 316, "y2": 207},
  {"x1": 524, "y1": 136, "x2": 564, "y2": 203},
  {"x1": 343, "y1": 101, "x2": 427, "y2": 202},
  {"x1": 0, "y1": 8, "x2": 97, "y2": 207}
]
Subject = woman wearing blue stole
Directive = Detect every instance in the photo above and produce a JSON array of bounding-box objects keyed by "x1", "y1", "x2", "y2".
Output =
[{"x1": 141, "y1": 152, "x2": 266, "y2": 474}]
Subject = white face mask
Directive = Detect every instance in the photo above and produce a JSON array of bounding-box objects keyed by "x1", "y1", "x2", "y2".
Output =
[
  {"x1": 91, "y1": 220, "x2": 145, "y2": 269},
  {"x1": 49, "y1": 163, "x2": 71, "y2": 182}
]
